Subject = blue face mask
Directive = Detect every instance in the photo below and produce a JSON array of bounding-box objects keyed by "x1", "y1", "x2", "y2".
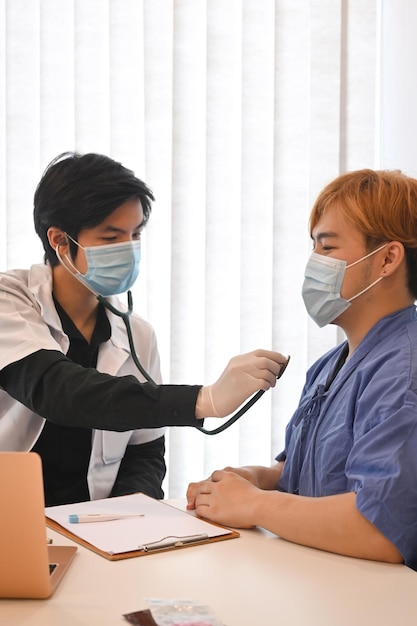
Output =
[
  {"x1": 57, "y1": 235, "x2": 141, "y2": 297},
  {"x1": 301, "y1": 244, "x2": 387, "y2": 327}
]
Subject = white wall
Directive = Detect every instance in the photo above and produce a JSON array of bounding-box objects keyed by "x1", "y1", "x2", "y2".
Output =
[{"x1": 379, "y1": 0, "x2": 417, "y2": 175}]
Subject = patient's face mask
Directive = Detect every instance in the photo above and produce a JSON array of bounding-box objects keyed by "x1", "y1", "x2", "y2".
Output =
[
  {"x1": 56, "y1": 235, "x2": 141, "y2": 297},
  {"x1": 301, "y1": 244, "x2": 387, "y2": 327}
]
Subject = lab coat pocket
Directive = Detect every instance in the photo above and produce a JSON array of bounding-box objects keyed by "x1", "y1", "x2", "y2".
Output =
[{"x1": 97, "y1": 430, "x2": 132, "y2": 465}]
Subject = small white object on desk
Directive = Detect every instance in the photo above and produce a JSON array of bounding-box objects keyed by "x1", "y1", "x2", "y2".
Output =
[{"x1": 68, "y1": 513, "x2": 145, "y2": 524}]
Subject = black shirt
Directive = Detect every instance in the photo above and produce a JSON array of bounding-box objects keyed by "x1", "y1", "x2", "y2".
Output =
[{"x1": 0, "y1": 297, "x2": 202, "y2": 503}]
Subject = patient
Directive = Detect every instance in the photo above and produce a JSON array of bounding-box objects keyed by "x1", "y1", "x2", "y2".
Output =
[{"x1": 187, "y1": 168, "x2": 417, "y2": 571}]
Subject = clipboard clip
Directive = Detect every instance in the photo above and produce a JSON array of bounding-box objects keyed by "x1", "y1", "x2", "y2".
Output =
[{"x1": 140, "y1": 534, "x2": 209, "y2": 552}]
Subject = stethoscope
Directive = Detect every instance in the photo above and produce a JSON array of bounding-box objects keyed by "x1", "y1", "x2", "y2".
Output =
[{"x1": 98, "y1": 291, "x2": 290, "y2": 435}]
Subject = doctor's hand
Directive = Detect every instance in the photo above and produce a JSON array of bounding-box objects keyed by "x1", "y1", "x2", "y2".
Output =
[
  {"x1": 195, "y1": 349, "x2": 288, "y2": 418},
  {"x1": 187, "y1": 470, "x2": 260, "y2": 528}
]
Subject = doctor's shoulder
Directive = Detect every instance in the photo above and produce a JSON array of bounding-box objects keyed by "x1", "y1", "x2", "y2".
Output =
[
  {"x1": 0, "y1": 264, "x2": 53, "y2": 309},
  {"x1": 0, "y1": 267, "x2": 32, "y2": 300}
]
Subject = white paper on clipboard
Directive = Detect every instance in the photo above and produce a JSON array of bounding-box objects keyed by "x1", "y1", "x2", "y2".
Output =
[{"x1": 45, "y1": 493, "x2": 236, "y2": 556}]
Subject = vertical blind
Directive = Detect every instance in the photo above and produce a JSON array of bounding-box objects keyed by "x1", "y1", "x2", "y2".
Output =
[{"x1": 0, "y1": 0, "x2": 378, "y2": 497}]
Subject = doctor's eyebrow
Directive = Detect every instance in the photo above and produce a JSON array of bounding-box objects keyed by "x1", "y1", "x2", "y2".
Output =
[{"x1": 100, "y1": 222, "x2": 144, "y2": 235}]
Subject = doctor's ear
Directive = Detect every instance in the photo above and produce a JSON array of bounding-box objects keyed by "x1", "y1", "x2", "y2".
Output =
[{"x1": 47, "y1": 227, "x2": 68, "y2": 251}]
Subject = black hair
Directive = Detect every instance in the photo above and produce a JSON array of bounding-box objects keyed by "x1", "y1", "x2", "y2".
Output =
[{"x1": 33, "y1": 152, "x2": 154, "y2": 266}]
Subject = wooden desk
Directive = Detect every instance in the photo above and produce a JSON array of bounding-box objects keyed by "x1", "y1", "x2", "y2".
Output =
[{"x1": 1, "y1": 500, "x2": 416, "y2": 626}]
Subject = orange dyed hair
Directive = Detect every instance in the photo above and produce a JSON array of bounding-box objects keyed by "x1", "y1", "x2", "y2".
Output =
[{"x1": 309, "y1": 169, "x2": 417, "y2": 297}]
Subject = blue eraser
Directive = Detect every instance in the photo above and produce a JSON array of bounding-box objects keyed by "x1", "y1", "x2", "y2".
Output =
[{"x1": 68, "y1": 514, "x2": 79, "y2": 524}]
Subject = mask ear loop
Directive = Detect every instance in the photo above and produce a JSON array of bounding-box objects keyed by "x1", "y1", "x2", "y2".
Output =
[
  {"x1": 55, "y1": 238, "x2": 98, "y2": 294},
  {"x1": 345, "y1": 243, "x2": 388, "y2": 303}
]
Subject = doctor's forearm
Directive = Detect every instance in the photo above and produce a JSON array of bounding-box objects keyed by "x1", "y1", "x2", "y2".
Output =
[{"x1": 0, "y1": 349, "x2": 202, "y2": 431}]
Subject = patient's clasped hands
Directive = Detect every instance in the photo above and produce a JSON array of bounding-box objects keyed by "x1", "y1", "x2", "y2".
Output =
[{"x1": 186, "y1": 467, "x2": 261, "y2": 528}]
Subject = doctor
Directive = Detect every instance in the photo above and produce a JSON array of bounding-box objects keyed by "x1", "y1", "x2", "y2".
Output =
[
  {"x1": 187, "y1": 168, "x2": 417, "y2": 571},
  {"x1": 0, "y1": 151, "x2": 286, "y2": 506}
]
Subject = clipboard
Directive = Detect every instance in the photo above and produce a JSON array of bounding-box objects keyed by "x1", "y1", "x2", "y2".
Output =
[{"x1": 45, "y1": 493, "x2": 239, "y2": 561}]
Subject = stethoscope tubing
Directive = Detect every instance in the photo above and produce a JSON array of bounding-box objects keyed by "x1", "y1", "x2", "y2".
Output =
[{"x1": 97, "y1": 291, "x2": 289, "y2": 435}]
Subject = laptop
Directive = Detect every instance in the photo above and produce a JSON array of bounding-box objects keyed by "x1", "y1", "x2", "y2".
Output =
[{"x1": 0, "y1": 451, "x2": 77, "y2": 598}]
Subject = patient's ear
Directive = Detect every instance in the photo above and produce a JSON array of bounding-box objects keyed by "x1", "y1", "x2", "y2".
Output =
[{"x1": 380, "y1": 241, "x2": 404, "y2": 276}]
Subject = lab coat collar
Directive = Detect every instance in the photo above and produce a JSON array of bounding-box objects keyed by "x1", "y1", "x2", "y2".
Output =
[
  {"x1": 28, "y1": 264, "x2": 130, "y2": 372},
  {"x1": 28, "y1": 264, "x2": 70, "y2": 352},
  {"x1": 28, "y1": 263, "x2": 60, "y2": 327},
  {"x1": 28, "y1": 264, "x2": 129, "y2": 344}
]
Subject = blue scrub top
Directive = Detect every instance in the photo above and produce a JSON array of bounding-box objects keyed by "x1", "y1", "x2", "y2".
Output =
[{"x1": 276, "y1": 305, "x2": 417, "y2": 571}]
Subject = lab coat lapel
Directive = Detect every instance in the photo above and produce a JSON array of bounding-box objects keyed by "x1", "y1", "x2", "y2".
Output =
[
  {"x1": 89, "y1": 309, "x2": 133, "y2": 500},
  {"x1": 96, "y1": 301, "x2": 131, "y2": 375},
  {"x1": 29, "y1": 264, "x2": 70, "y2": 353}
]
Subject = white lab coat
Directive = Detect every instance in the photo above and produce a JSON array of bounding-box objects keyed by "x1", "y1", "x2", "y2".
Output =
[{"x1": 0, "y1": 263, "x2": 166, "y2": 499}]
